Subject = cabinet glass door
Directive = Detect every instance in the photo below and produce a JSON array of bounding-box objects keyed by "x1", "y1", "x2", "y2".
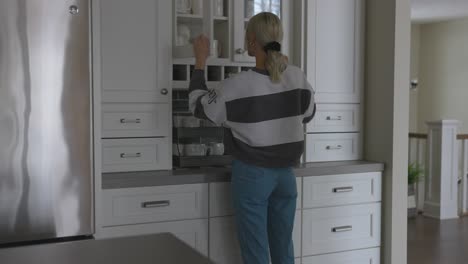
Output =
[{"x1": 233, "y1": 0, "x2": 282, "y2": 62}]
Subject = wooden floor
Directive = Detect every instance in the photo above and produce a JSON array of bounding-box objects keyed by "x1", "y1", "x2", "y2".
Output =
[{"x1": 408, "y1": 216, "x2": 468, "y2": 264}]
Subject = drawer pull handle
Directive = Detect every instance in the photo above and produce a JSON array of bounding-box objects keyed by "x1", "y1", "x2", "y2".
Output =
[
  {"x1": 141, "y1": 200, "x2": 171, "y2": 208},
  {"x1": 332, "y1": 225, "x2": 353, "y2": 233},
  {"x1": 326, "y1": 116, "x2": 342, "y2": 121},
  {"x1": 333, "y1": 186, "x2": 354, "y2": 193},
  {"x1": 326, "y1": 145, "x2": 343, "y2": 150},
  {"x1": 120, "y1": 153, "x2": 141, "y2": 159},
  {"x1": 120, "y1": 118, "x2": 141, "y2": 124}
]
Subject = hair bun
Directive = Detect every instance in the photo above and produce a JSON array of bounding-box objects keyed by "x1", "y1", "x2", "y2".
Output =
[{"x1": 263, "y1": 41, "x2": 281, "y2": 53}]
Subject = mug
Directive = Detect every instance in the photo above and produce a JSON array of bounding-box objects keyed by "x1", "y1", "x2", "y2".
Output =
[
  {"x1": 211, "y1": 40, "x2": 221, "y2": 58},
  {"x1": 176, "y1": 0, "x2": 192, "y2": 14},
  {"x1": 172, "y1": 144, "x2": 185, "y2": 156},
  {"x1": 207, "y1": 142, "x2": 224, "y2": 156},
  {"x1": 177, "y1": 24, "x2": 191, "y2": 46},
  {"x1": 192, "y1": 0, "x2": 203, "y2": 15},
  {"x1": 185, "y1": 144, "x2": 207, "y2": 156}
]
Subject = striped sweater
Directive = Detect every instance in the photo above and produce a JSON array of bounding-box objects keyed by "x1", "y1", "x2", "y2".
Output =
[{"x1": 189, "y1": 66, "x2": 316, "y2": 168}]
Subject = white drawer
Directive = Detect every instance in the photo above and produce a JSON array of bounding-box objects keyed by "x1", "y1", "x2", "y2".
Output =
[
  {"x1": 209, "y1": 179, "x2": 302, "y2": 217},
  {"x1": 102, "y1": 138, "x2": 170, "y2": 173},
  {"x1": 306, "y1": 104, "x2": 361, "y2": 133},
  {"x1": 102, "y1": 184, "x2": 208, "y2": 226},
  {"x1": 302, "y1": 203, "x2": 381, "y2": 256},
  {"x1": 305, "y1": 133, "x2": 361, "y2": 162},
  {"x1": 303, "y1": 172, "x2": 382, "y2": 209},
  {"x1": 302, "y1": 247, "x2": 380, "y2": 264},
  {"x1": 102, "y1": 103, "x2": 169, "y2": 138},
  {"x1": 97, "y1": 219, "x2": 209, "y2": 256}
]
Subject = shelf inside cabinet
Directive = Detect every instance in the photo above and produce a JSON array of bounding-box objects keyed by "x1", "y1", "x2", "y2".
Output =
[
  {"x1": 177, "y1": 14, "x2": 203, "y2": 23},
  {"x1": 214, "y1": 16, "x2": 228, "y2": 21},
  {"x1": 173, "y1": 155, "x2": 233, "y2": 168},
  {"x1": 173, "y1": 127, "x2": 224, "y2": 139}
]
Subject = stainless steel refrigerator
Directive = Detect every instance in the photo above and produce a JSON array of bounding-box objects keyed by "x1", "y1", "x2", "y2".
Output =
[{"x1": 0, "y1": 0, "x2": 93, "y2": 245}]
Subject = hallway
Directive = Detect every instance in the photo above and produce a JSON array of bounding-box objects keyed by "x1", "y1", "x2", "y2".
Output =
[{"x1": 408, "y1": 216, "x2": 468, "y2": 264}]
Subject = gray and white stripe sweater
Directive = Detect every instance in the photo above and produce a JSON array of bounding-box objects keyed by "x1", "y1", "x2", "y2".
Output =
[{"x1": 189, "y1": 66, "x2": 316, "y2": 168}]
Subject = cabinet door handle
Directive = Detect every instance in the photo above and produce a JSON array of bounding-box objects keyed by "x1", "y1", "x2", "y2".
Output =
[
  {"x1": 161, "y1": 88, "x2": 169, "y2": 95},
  {"x1": 120, "y1": 153, "x2": 141, "y2": 159},
  {"x1": 332, "y1": 225, "x2": 353, "y2": 233},
  {"x1": 333, "y1": 186, "x2": 354, "y2": 193},
  {"x1": 326, "y1": 145, "x2": 343, "y2": 150},
  {"x1": 141, "y1": 200, "x2": 171, "y2": 208},
  {"x1": 326, "y1": 116, "x2": 342, "y2": 121},
  {"x1": 120, "y1": 118, "x2": 141, "y2": 124}
]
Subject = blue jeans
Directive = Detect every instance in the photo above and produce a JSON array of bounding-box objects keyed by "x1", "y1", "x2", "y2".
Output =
[{"x1": 231, "y1": 159, "x2": 297, "y2": 264}]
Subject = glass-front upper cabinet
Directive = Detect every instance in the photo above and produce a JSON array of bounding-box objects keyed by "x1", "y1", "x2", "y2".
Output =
[{"x1": 233, "y1": 0, "x2": 283, "y2": 62}]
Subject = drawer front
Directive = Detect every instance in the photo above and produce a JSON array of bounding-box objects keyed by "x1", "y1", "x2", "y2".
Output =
[
  {"x1": 303, "y1": 172, "x2": 382, "y2": 209},
  {"x1": 305, "y1": 133, "x2": 361, "y2": 162},
  {"x1": 102, "y1": 184, "x2": 208, "y2": 226},
  {"x1": 209, "y1": 179, "x2": 302, "y2": 217},
  {"x1": 302, "y1": 203, "x2": 381, "y2": 256},
  {"x1": 307, "y1": 104, "x2": 361, "y2": 133},
  {"x1": 102, "y1": 103, "x2": 169, "y2": 138},
  {"x1": 97, "y1": 219, "x2": 209, "y2": 256},
  {"x1": 302, "y1": 247, "x2": 380, "y2": 264},
  {"x1": 102, "y1": 138, "x2": 170, "y2": 172}
]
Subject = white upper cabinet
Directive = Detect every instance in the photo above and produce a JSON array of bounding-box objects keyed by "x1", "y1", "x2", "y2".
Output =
[
  {"x1": 94, "y1": 0, "x2": 172, "y2": 103},
  {"x1": 305, "y1": 0, "x2": 364, "y2": 103},
  {"x1": 233, "y1": 0, "x2": 291, "y2": 63}
]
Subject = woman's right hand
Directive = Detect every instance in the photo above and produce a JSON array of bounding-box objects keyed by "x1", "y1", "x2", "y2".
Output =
[{"x1": 193, "y1": 35, "x2": 210, "y2": 70}]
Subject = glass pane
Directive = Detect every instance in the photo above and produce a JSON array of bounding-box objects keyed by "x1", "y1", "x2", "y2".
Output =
[{"x1": 245, "y1": 0, "x2": 281, "y2": 19}]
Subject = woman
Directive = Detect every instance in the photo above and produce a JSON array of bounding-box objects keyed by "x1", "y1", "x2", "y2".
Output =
[{"x1": 189, "y1": 12, "x2": 315, "y2": 264}]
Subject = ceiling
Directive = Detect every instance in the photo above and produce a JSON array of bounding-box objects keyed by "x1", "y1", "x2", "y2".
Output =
[{"x1": 412, "y1": 0, "x2": 468, "y2": 23}]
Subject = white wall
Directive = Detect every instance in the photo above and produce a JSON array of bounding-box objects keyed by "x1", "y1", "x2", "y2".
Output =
[
  {"x1": 365, "y1": 0, "x2": 410, "y2": 263},
  {"x1": 416, "y1": 18, "x2": 468, "y2": 133},
  {"x1": 409, "y1": 24, "x2": 420, "y2": 132}
]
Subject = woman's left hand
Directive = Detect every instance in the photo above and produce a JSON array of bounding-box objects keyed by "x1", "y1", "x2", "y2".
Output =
[{"x1": 193, "y1": 35, "x2": 210, "y2": 69}]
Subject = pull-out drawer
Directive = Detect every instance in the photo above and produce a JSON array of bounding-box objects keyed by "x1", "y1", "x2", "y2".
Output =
[
  {"x1": 102, "y1": 184, "x2": 208, "y2": 227},
  {"x1": 303, "y1": 172, "x2": 381, "y2": 208},
  {"x1": 102, "y1": 138, "x2": 170, "y2": 172},
  {"x1": 306, "y1": 104, "x2": 361, "y2": 133},
  {"x1": 102, "y1": 103, "x2": 170, "y2": 138},
  {"x1": 305, "y1": 133, "x2": 361, "y2": 162},
  {"x1": 302, "y1": 247, "x2": 380, "y2": 264},
  {"x1": 209, "y1": 178, "x2": 302, "y2": 217},
  {"x1": 302, "y1": 203, "x2": 381, "y2": 256}
]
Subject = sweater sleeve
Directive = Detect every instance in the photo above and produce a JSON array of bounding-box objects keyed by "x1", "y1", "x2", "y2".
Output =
[
  {"x1": 302, "y1": 78, "x2": 316, "y2": 124},
  {"x1": 188, "y1": 69, "x2": 227, "y2": 126}
]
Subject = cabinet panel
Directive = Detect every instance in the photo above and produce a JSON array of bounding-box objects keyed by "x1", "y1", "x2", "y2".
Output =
[
  {"x1": 102, "y1": 184, "x2": 208, "y2": 227},
  {"x1": 302, "y1": 203, "x2": 381, "y2": 256},
  {"x1": 102, "y1": 104, "x2": 170, "y2": 138},
  {"x1": 302, "y1": 247, "x2": 380, "y2": 264},
  {"x1": 306, "y1": 104, "x2": 361, "y2": 133},
  {"x1": 102, "y1": 138, "x2": 171, "y2": 172},
  {"x1": 97, "y1": 219, "x2": 209, "y2": 256},
  {"x1": 97, "y1": 0, "x2": 170, "y2": 102},
  {"x1": 305, "y1": 133, "x2": 361, "y2": 162},
  {"x1": 303, "y1": 172, "x2": 382, "y2": 209},
  {"x1": 306, "y1": 0, "x2": 364, "y2": 103}
]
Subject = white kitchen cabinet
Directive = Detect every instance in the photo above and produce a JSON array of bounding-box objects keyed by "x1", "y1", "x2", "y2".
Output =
[
  {"x1": 302, "y1": 247, "x2": 380, "y2": 264},
  {"x1": 102, "y1": 104, "x2": 170, "y2": 138},
  {"x1": 94, "y1": 0, "x2": 171, "y2": 103},
  {"x1": 97, "y1": 219, "x2": 209, "y2": 256},
  {"x1": 306, "y1": 104, "x2": 361, "y2": 133},
  {"x1": 303, "y1": 172, "x2": 382, "y2": 209},
  {"x1": 304, "y1": 0, "x2": 364, "y2": 103},
  {"x1": 101, "y1": 138, "x2": 171, "y2": 173},
  {"x1": 305, "y1": 133, "x2": 362, "y2": 162},
  {"x1": 102, "y1": 184, "x2": 208, "y2": 227},
  {"x1": 302, "y1": 203, "x2": 381, "y2": 256},
  {"x1": 209, "y1": 211, "x2": 302, "y2": 264}
]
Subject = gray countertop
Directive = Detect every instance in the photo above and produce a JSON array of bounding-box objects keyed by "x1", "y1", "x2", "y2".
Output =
[
  {"x1": 103, "y1": 161, "x2": 384, "y2": 189},
  {"x1": 0, "y1": 233, "x2": 213, "y2": 264}
]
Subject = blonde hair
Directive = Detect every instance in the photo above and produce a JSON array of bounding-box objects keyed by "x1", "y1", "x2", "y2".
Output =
[{"x1": 246, "y1": 12, "x2": 287, "y2": 83}]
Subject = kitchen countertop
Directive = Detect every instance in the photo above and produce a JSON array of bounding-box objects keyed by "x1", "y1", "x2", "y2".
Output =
[
  {"x1": 0, "y1": 233, "x2": 213, "y2": 264},
  {"x1": 102, "y1": 161, "x2": 384, "y2": 189}
]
